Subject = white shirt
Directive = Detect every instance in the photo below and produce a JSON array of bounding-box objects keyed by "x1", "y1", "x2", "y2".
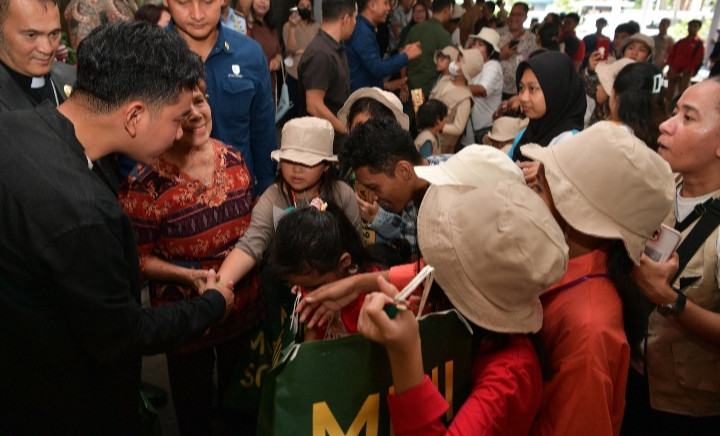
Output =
[{"x1": 466, "y1": 59, "x2": 503, "y2": 133}]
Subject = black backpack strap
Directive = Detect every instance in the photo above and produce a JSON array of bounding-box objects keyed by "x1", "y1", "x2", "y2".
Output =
[{"x1": 672, "y1": 198, "x2": 720, "y2": 283}]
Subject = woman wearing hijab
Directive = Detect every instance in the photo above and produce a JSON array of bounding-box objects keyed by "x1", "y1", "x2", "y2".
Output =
[{"x1": 506, "y1": 51, "x2": 586, "y2": 186}]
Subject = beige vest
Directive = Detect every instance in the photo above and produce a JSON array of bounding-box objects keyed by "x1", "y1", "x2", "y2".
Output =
[
  {"x1": 646, "y1": 190, "x2": 720, "y2": 416},
  {"x1": 414, "y1": 130, "x2": 440, "y2": 156},
  {"x1": 435, "y1": 85, "x2": 472, "y2": 154}
]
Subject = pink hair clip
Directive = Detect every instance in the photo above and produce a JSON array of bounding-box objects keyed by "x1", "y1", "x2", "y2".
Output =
[{"x1": 310, "y1": 197, "x2": 327, "y2": 211}]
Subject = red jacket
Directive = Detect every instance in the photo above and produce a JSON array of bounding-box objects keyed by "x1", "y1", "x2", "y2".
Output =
[
  {"x1": 387, "y1": 335, "x2": 543, "y2": 435},
  {"x1": 667, "y1": 36, "x2": 704, "y2": 74}
]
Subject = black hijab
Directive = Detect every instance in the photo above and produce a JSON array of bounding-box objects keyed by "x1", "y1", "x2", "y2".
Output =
[{"x1": 511, "y1": 51, "x2": 586, "y2": 162}]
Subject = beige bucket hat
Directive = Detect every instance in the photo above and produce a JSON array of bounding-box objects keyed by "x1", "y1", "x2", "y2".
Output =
[
  {"x1": 620, "y1": 33, "x2": 655, "y2": 60},
  {"x1": 458, "y1": 46, "x2": 484, "y2": 82},
  {"x1": 337, "y1": 87, "x2": 410, "y2": 130},
  {"x1": 271, "y1": 117, "x2": 337, "y2": 166},
  {"x1": 520, "y1": 121, "x2": 675, "y2": 265},
  {"x1": 414, "y1": 144, "x2": 524, "y2": 187},
  {"x1": 434, "y1": 45, "x2": 460, "y2": 64},
  {"x1": 486, "y1": 116, "x2": 530, "y2": 143},
  {"x1": 418, "y1": 181, "x2": 569, "y2": 333},
  {"x1": 596, "y1": 57, "x2": 635, "y2": 95},
  {"x1": 468, "y1": 27, "x2": 501, "y2": 53}
]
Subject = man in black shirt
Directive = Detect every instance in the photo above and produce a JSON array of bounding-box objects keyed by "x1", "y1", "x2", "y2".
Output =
[{"x1": 0, "y1": 21, "x2": 234, "y2": 433}]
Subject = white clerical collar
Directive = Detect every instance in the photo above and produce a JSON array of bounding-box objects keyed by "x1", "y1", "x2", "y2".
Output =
[{"x1": 30, "y1": 76, "x2": 46, "y2": 89}]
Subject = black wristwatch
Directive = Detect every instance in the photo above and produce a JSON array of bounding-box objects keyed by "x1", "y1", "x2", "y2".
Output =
[{"x1": 657, "y1": 289, "x2": 687, "y2": 319}]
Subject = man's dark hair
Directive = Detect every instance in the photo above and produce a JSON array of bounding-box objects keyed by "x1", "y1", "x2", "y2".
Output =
[
  {"x1": 134, "y1": 4, "x2": 169, "y2": 25},
  {"x1": 512, "y1": 2, "x2": 529, "y2": 14},
  {"x1": 417, "y1": 99, "x2": 447, "y2": 130},
  {"x1": 432, "y1": 0, "x2": 452, "y2": 14},
  {"x1": 0, "y1": 0, "x2": 58, "y2": 31},
  {"x1": 322, "y1": 0, "x2": 357, "y2": 22},
  {"x1": 340, "y1": 118, "x2": 421, "y2": 176},
  {"x1": 596, "y1": 17, "x2": 607, "y2": 26},
  {"x1": 627, "y1": 20, "x2": 640, "y2": 34},
  {"x1": 565, "y1": 12, "x2": 580, "y2": 25},
  {"x1": 72, "y1": 21, "x2": 204, "y2": 115},
  {"x1": 357, "y1": 0, "x2": 372, "y2": 13},
  {"x1": 614, "y1": 22, "x2": 637, "y2": 37},
  {"x1": 689, "y1": 19, "x2": 702, "y2": 28}
]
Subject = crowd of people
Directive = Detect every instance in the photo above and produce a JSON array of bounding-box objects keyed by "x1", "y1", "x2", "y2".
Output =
[{"x1": 1, "y1": 0, "x2": 720, "y2": 434}]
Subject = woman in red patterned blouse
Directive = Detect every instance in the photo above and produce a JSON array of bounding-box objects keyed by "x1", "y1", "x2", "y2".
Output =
[{"x1": 118, "y1": 80, "x2": 261, "y2": 434}]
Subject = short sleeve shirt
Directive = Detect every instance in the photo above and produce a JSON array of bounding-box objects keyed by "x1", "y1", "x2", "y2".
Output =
[{"x1": 298, "y1": 29, "x2": 350, "y2": 118}]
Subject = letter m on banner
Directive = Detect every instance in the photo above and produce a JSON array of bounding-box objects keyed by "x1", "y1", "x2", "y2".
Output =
[{"x1": 312, "y1": 394, "x2": 380, "y2": 436}]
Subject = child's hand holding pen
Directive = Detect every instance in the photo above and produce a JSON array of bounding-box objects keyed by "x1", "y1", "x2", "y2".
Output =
[{"x1": 357, "y1": 276, "x2": 425, "y2": 394}]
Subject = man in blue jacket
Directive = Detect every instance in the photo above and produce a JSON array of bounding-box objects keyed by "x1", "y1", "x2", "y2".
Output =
[
  {"x1": 166, "y1": 0, "x2": 278, "y2": 194},
  {"x1": 345, "y1": 0, "x2": 421, "y2": 93}
]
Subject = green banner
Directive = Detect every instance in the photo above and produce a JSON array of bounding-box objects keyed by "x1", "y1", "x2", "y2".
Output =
[{"x1": 258, "y1": 309, "x2": 473, "y2": 435}]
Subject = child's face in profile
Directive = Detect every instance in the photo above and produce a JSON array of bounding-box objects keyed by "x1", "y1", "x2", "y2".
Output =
[
  {"x1": 435, "y1": 54, "x2": 450, "y2": 73},
  {"x1": 435, "y1": 116, "x2": 447, "y2": 132}
]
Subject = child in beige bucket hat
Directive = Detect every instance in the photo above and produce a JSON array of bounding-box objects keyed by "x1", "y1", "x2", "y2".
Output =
[
  {"x1": 429, "y1": 46, "x2": 484, "y2": 153},
  {"x1": 356, "y1": 180, "x2": 569, "y2": 434},
  {"x1": 217, "y1": 117, "x2": 362, "y2": 292},
  {"x1": 519, "y1": 121, "x2": 675, "y2": 435}
]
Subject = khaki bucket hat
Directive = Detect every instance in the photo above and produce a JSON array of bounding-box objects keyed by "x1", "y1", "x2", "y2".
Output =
[
  {"x1": 418, "y1": 181, "x2": 569, "y2": 333},
  {"x1": 271, "y1": 117, "x2": 337, "y2": 166},
  {"x1": 458, "y1": 46, "x2": 484, "y2": 82},
  {"x1": 486, "y1": 116, "x2": 530, "y2": 143},
  {"x1": 337, "y1": 87, "x2": 410, "y2": 130},
  {"x1": 521, "y1": 121, "x2": 675, "y2": 264},
  {"x1": 596, "y1": 57, "x2": 635, "y2": 95},
  {"x1": 414, "y1": 144, "x2": 524, "y2": 187},
  {"x1": 434, "y1": 45, "x2": 460, "y2": 64},
  {"x1": 620, "y1": 33, "x2": 655, "y2": 60}
]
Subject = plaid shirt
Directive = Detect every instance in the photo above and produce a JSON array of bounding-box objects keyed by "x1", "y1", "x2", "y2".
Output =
[{"x1": 372, "y1": 154, "x2": 450, "y2": 252}]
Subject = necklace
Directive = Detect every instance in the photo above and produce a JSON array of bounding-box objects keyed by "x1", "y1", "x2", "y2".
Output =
[{"x1": 49, "y1": 78, "x2": 60, "y2": 107}]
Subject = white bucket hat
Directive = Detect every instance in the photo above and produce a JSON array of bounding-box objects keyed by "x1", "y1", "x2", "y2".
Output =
[
  {"x1": 469, "y1": 27, "x2": 501, "y2": 53},
  {"x1": 414, "y1": 144, "x2": 524, "y2": 187},
  {"x1": 418, "y1": 181, "x2": 569, "y2": 333},
  {"x1": 337, "y1": 87, "x2": 410, "y2": 130},
  {"x1": 521, "y1": 121, "x2": 675, "y2": 264},
  {"x1": 271, "y1": 117, "x2": 337, "y2": 166}
]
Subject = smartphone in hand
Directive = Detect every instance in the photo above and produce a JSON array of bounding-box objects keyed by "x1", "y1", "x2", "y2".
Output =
[
  {"x1": 644, "y1": 224, "x2": 682, "y2": 263},
  {"x1": 597, "y1": 38, "x2": 611, "y2": 60}
]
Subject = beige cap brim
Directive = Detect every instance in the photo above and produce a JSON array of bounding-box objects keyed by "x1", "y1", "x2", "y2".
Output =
[{"x1": 270, "y1": 148, "x2": 338, "y2": 166}]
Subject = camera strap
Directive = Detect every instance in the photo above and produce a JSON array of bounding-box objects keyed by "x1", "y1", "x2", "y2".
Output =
[{"x1": 672, "y1": 197, "x2": 720, "y2": 283}]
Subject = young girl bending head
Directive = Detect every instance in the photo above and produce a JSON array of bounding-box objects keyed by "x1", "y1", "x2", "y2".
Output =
[
  {"x1": 270, "y1": 202, "x2": 383, "y2": 341},
  {"x1": 358, "y1": 180, "x2": 569, "y2": 435},
  {"x1": 520, "y1": 121, "x2": 674, "y2": 435},
  {"x1": 217, "y1": 117, "x2": 361, "y2": 287}
]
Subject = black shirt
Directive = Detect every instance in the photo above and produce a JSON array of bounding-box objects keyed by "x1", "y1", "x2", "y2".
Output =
[
  {"x1": 298, "y1": 29, "x2": 350, "y2": 119},
  {"x1": 0, "y1": 59, "x2": 63, "y2": 106},
  {"x1": 0, "y1": 104, "x2": 227, "y2": 433}
]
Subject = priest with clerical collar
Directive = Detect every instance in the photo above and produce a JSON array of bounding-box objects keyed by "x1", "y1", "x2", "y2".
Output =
[{"x1": 0, "y1": 0, "x2": 75, "y2": 113}]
